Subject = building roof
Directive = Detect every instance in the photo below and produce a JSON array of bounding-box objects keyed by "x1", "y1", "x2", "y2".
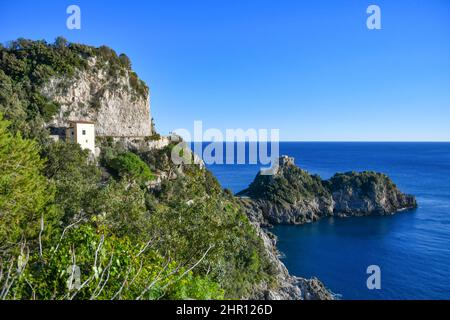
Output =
[{"x1": 68, "y1": 120, "x2": 95, "y2": 125}]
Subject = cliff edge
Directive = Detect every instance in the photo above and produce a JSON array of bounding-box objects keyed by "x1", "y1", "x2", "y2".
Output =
[{"x1": 42, "y1": 56, "x2": 152, "y2": 138}]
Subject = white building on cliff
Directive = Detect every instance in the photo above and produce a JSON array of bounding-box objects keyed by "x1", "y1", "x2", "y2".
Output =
[{"x1": 66, "y1": 120, "x2": 96, "y2": 155}]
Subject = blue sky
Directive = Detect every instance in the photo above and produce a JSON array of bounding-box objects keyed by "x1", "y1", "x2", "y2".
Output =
[{"x1": 1, "y1": 0, "x2": 449, "y2": 141}]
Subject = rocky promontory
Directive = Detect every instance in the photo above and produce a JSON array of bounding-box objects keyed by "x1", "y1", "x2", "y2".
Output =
[
  {"x1": 237, "y1": 155, "x2": 417, "y2": 299},
  {"x1": 237, "y1": 156, "x2": 417, "y2": 226}
]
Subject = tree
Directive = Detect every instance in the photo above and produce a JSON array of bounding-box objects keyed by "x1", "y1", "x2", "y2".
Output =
[
  {"x1": 106, "y1": 152, "x2": 155, "y2": 185},
  {"x1": 0, "y1": 70, "x2": 27, "y2": 134},
  {"x1": 54, "y1": 36, "x2": 69, "y2": 49},
  {"x1": 0, "y1": 114, "x2": 56, "y2": 250},
  {"x1": 44, "y1": 141, "x2": 101, "y2": 224},
  {"x1": 93, "y1": 179, "x2": 149, "y2": 238},
  {"x1": 119, "y1": 53, "x2": 132, "y2": 69}
]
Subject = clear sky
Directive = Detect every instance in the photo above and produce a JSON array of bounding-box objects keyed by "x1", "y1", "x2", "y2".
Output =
[{"x1": 1, "y1": 0, "x2": 449, "y2": 141}]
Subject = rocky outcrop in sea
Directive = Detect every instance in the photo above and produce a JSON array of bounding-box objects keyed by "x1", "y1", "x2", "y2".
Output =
[
  {"x1": 238, "y1": 155, "x2": 417, "y2": 226},
  {"x1": 238, "y1": 155, "x2": 417, "y2": 300}
]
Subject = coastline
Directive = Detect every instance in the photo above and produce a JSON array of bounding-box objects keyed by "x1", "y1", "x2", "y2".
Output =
[
  {"x1": 234, "y1": 155, "x2": 418, "y2": 299},
  {"x1": 246, "y1": 210, "x2": 336, "y2": 300}
]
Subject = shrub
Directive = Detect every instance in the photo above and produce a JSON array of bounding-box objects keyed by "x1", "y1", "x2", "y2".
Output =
[
  {"x1": 240, "y1": 165, "x2": 330, "y2": 205},
  {"x1": 106, "y1": 152, "x2": 155, "y2": 184},
  {"x1": 324, "y1": 171, "x2": 397, "y2": 196},
  {"x1": 146, "y1": 163, "x2": 277, "y2": 298},
  {"x1": 43, "y1": 141, "x2": 101, "y2": 224},
  {"x1": 119, "y1": 53, "x2": 132, "y2": 69},
  {"x1": 145, "y1": 133, "x2": 162, "y2": 142},
  {"x1": 4, "y1": 224, "x2": 224, "y2": 300}
]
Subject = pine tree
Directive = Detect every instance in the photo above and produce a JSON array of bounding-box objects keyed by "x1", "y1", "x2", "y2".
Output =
[{"x1": 0, "y1": 113, "x2": 55, "y2": 250}]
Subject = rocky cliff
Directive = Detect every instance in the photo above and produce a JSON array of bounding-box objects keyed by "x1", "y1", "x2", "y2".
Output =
[
  {"x1": 42, "y1": 57, "x2": 152, "y2": 138},
  {"x1": 325, "y1": 170, "x2": 417, "y2": 217},
  {"x1": 247, "y1": 214, "x2": 335, "y2": 300},
  {"x1": 238, "y1": 156, "x2": 417, "y2": 225}
]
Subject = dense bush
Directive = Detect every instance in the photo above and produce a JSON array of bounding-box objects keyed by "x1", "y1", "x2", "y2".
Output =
[
  {"x1": 92, "y1": 179, "x2": 150, "y2": 238},
  {"x1": 105, "y1": 151, "x2": 155, "y2": 184},
  {"x1": 144, "y1": 160, "x2": 277, "y2": 298},
  {"x1": 240, "y1": 164, "x2": 330, "y2": 205},
  {"x1": 43, "y1": 141, "x2": 101, "y2": 224},
  {"x1": 324, "y1": 171, "x2": 397, "y2": 196},
  {"x1": 5, "y1": 224, "x2": 223, "y2": 300}
]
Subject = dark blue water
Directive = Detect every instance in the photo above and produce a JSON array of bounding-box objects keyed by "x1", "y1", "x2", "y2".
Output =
[{"x1": 206, "y1": 142, "x2": 450, "y2": 300}]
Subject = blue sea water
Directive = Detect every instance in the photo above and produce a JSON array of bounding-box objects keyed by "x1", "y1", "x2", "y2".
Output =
[{"x1": 206, "y1": 142, "x2": 450, "y2": 300}]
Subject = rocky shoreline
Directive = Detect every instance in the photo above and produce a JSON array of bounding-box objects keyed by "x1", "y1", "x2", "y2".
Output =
[
  {"x1": 246, "y1": 209, "x2": 335, "y2": 300},
  {"x1": 239, "y1": 155, "x2": 417, "y2": 299}
]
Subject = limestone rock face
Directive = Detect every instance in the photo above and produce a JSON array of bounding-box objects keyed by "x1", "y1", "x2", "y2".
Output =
[
  {"x1": 42, "y1": 58, "x2": 152, "y2": 138},
  {"x1": 240, "y1": 197, "x2": 333, "y2": 225}
]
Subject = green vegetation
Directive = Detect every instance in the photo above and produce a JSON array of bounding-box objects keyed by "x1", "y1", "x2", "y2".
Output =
[
  {"x1": 145, "y1": 133, "x2": 162, "y2": 141},
  {"x1": 240, "y1": 164, "x2": 330, "y2": 206},
  {"x1": 0, "y1": 114, "x2": 56, "y2": 250},
  {"x1": 0, "y1": 115, "x2": 226, "y2": 300},
  {"x1": 140, "y1": 160, "x2": 277, "y2": 297},
  {"x1": 12, "y1": 225, "x2": 223, "y2": 300},
  {"x1": 44, "y1": 141, "x2": 101, "y2": 224},
  {"x1": 239, "y1": 161, "x2": 411, "y2": 218},
  {"x1": 105, "y1": 152, "x2": 155, "y2": 184},
  {"x1": 324, "y1": 171, "x2": 397, "y2": 196},
  {"x1": 0, "y1": 40, "x2": 277, "y2": 299}
]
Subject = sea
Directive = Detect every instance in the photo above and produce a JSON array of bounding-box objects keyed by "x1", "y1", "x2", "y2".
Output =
[{"x1": 205, "y1": 142, "x2": 450, "y2": 300}]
